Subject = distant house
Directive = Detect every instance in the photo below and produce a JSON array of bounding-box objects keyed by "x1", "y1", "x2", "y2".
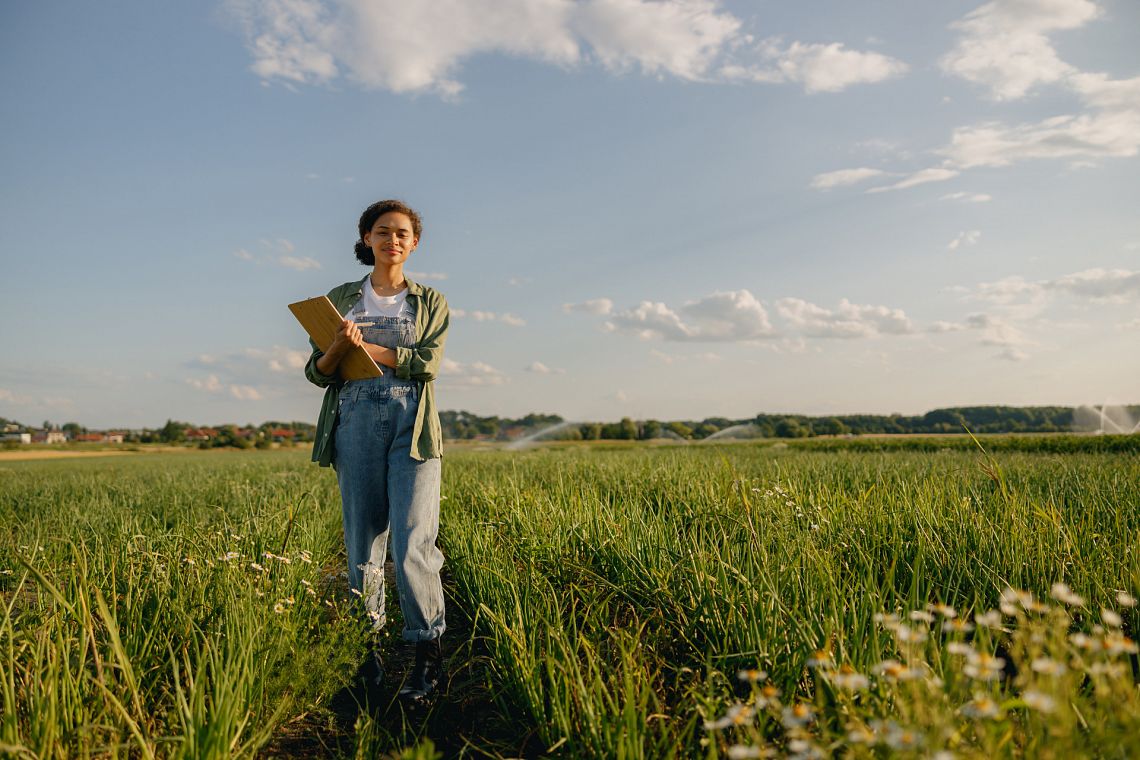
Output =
[
  {"x1": 74, "y1": 433, "x2": 106, "y2": 443},
  {"x1": 185, "y1": 428, "x2": 217, "y2": 442},
  {"x1": 269, "y1": 428, "x2": 295, "y2": 442},
  {"x1": 31, "y1": 430, "x2": 68, "y2": 444},
  {"x1": 2, "y1": 432, "x2": 31, "y2": 444},
  {"x1": 106, "y1": 432, "x2": 125, "y2": 444}
]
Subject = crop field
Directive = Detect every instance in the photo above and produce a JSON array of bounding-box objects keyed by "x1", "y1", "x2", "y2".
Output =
[{"x1": 2, "y1": 440, "x2": 1139, "y2": 758}]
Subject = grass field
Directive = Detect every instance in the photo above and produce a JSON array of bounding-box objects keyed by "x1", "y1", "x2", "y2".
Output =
[{"x1": 2, "y1": 440, "x2": 1138, "y2": 758}]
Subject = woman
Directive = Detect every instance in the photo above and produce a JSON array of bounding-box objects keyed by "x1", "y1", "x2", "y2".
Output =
[{"x1": 303, "y1": 199, "x2": 449, "y2": 703}]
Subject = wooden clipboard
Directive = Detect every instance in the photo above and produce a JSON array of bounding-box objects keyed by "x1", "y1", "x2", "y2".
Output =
[{"x1": 289, "y1": 296, "x2": 383, "y2": 380}]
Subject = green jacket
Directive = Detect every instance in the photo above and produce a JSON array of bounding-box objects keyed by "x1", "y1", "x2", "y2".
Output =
[{"x1": 303, "y1": 275, "x2": 448, "y2": 466}]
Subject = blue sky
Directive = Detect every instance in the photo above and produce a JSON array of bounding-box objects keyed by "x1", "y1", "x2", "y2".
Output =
[{"x1": 1, "y1": 0, "x2": 1138, "y2": 429}]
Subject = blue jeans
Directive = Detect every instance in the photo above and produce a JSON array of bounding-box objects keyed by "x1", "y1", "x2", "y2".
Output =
[{"x1": 335, "y1": 377, "x2": 445, "y2": 641}]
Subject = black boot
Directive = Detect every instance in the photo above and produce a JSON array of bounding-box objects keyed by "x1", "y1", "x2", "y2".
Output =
[
  {"x1": 399, "y1": 638, "x2": 444, "y2": 703},
  {"x1": 357, "y1": 647, "x2": 385, "y2": 697}
]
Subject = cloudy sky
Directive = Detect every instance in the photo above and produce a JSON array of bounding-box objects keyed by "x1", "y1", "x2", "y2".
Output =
[{"x1": 2, "y1": 0, "x2": 1138, "y2": 428}]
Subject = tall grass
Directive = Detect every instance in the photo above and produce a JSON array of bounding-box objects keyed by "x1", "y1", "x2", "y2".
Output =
[{"x1": 1, "y1": 443, "x2": 1137, "y2": 756}]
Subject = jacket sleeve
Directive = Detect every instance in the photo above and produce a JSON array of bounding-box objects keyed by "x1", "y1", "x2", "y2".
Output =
[
  {"x1": 304, "y1": 339, "x2": 338, "y2": 388},
  {"x1": 395, "y1": 292, "x2": 448, "y2": 382},
  {"x1": 303, "y1": 285, "x2": 343, "y2": 388}
]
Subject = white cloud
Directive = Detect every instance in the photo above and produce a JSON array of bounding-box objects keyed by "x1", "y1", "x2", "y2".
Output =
[
  {"x1": 810, "y1": 167, "x2": 887, "y2": 189},
  {"x1": 972, "y1": 268, "x2": 1140, "y2": 305},
  {"x1": 941, "y1": 191, "x2": 992, "y2": 203},
  {"x1": 766, "y1": 41, "x2": 907, "y2": 94},
  {"x1": 450, "y1": 308, "x2": 525, "y2": 326},
  {"x1": 650, "y1": 349, "x2": 720, "y2": 363},
  {"x1": 563, "y1": 298, "x2": 614, "y2": 315},
  {"x1": 1119, "y1": 317, "x2": 1140, "y2": 330},
  {"x1": 940, "y1": 0, "x2": 1099, "y2": 101},
  {"x1": 607, "y1": 289, "x2": 775, "y2": 342},
  {"x1": 1048, "y1": 267, "x2": 1140, "y2": 302},
  {"x1": 439, "y1": 357, "x2": 508, "y2": 386},
  {"x1": 776, "y1": 298, "x2": 915, "y2": 338},
  {"x1": 826, "y1": 1, "x2": 1138, "y2": 193},
  {"x1": 230, "y1": 0, "x2": 906, "y2": 96},
  {"x1": 0, "y1": 388, "x2": 14, "y2": 402},
  {"x1": 230, "y1": 385, "x2": 264, "y2": 401},
  {"x1": 947, "y1": 230, "x2": 982, "y2": 251},
  {"x1": 866, "y1": 167, "x2": 959, "y2": 193},
  {"x1": 187, "y1": 375, "x2": 224, "y2": 393},
  {"x1": 278, "y1": 255, "x2": 322, "y2": 271},
  {"x1": 234, "y1": 238, "x2": 321, "y2": 270},
  {"x1": 406, "y1": 271, "x2": 448, "y2": 281},
  {"x1": 526, "y1": 361, "x2": 565, "y2": 374}
]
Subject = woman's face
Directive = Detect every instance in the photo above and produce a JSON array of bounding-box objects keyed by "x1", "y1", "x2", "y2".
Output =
[{"x1": 364, "y1": 211, "x2": 418, "y2": 266}]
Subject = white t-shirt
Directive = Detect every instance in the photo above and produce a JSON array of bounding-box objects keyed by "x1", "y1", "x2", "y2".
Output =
[{"x1": 357, "y1": 281, "x2": 413, "y2": 320}]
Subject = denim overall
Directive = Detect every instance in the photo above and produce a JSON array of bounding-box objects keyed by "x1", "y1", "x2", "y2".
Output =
[{"x1": 335, "y1": 296, "x2": 446, "y2": 642}]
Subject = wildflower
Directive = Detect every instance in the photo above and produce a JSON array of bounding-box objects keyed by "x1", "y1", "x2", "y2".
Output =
[
  {"x1": 909, "y1": 610, "x2": 935, "y2": 624},
  {"x1": 1103, "y1": 634, "x2": 1138, "y2": 655},
  {"x1": 946, "y1": 641, "x2": 975, "y2": 657},
  {"x1": 273, "y1": 601, "x2": 287, "y2": 614},
  {"x1": 283, "y1": 595, "x2": 295, "y2": 605},
  {"x1": 874, "y1": 612, "x2": 901, "y2": 629},
  {"x1": 1022, "y1": 690, "x2": 1057, "y2": 714},
  {"x1": 1088, "y1": 662, "x2": 1126, "y2": 678},
  {"x1": 846, "y1": 726, "x2": 876, "y2": 744},
  {"x1": 736, "y1": 668, "x2": 767, "y2": 683},
  {"x1": 975, "y1": 609, "x2": 1003, "y2": 629},
  {"x1": 249, "y1": 562, "x2": 266, "y2": 572},
  {"x1": 1102, "y1": 608, "x2": 1123, "y2": 628},
  {"x1": 931, "y1": 752, "x2": 956, "y2": 760},
  {"x1": 1050, "y1": 582, "x2": 1084, "y2": 607},
  {"x1": 872, "y1": 659, "x2": 923, "y2": 682},
  {"x1": 1031, "y1": 658, "x2": 1067, "y2": 677},
  {"x1": 961, "y1": 694, "x2": 1001, "y2": 719},
  {"x1": 726, "y1": 746, "x2": 775, "y2": 759},
  {"x1": 893, "y1": 624, "x2": 928, "y2": 644},
  {"x1": 703, "y1": 703, "x2": 755, "y2": 730},
  {"x1": 1117, "y1": 591, "x2": 1137, "y2": 608},
  {"x1": 806, "y1": 648, "x2": 833, "y2": 669},
  {"x1": 756, "y1": 684, "x2": 782, "y2": 708},
  {"x1": 298, "y1": 550, "x2": 313, "y2": 564},
  {"x1": 943, "y1": 618, "x2": 974, "y2": 634},
  {"x1": 964, "y1": 652, "x2": 1005, "y2": 681},
  {"x1": 828, "y1": 664, "x2": 869, "y2": 691},
  {"x1": 299, "y1": 579, "x2": 312, "y2": 587},
  {"x1": 786, "y1": 739, "x2": 823, "y2": 759},
  {"x1": 349, "y1": 588, "x2": 362, "y2": 597},
  {"x1": 305, "y1": 586, "x2": 316, "y2": 596},
  {"x1": 1000, "y1": 587, "x2": 1033, "y2": 615},
  {"x1": 230, "y1": 533, "x2": 243, "y2": 541},
  {"x1": 928, "y1": 603, "x2": 957, "y2": 618},
  {"x1": 1067, "y1": 632, "x2": 1092, "y2": 650},
  {"x1": 183, "y1": 557, "x2": 196, "y2": 566},
  {"x1": 255, "y1": 590, "x2": 265, "y2": 597},
  {"x1": 883, "y1": 725, "x2": 924, "y2": 751},
  {"x1": 218, "y1": 551, "x2": 240, "y2": 562},
  {"x1": 780, "y1": 702, "x2": 815, "y2": 728}
]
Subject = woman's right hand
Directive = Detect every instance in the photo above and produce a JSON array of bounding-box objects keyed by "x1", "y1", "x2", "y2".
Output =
[{"x1": 328, "y1": 319, "x2": 363, "y2": 358}]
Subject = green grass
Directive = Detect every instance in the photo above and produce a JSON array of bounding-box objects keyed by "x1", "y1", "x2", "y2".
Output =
[{"x1": 1, "y1": 443, "x2": 1138, "y2": 757}]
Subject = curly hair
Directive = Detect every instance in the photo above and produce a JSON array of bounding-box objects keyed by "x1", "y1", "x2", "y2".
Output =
[{"x1": 354, "y1": 199, "x2": 424, "y2": 265}]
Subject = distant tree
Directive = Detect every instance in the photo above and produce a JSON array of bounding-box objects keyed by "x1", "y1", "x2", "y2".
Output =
[
  {"x1": 641, "y1": 419, "x2": 662, "y2": 440},
  {"x1": 818, "y1": 417, "x2": 849, "y2": 436},
  {"x1": 62, "y1": 422, "x2": 85, "y2": 438},
  {"x1": 666, "y1": 421, "x2": 693, "y2": 439},
  {"x1": 775, "y1": 418, "x2": 808, "y2": 438},
  {"x1": 619, "y1": 417, "x2": 638, "y2": 440},
  {"x1": 159, "y1": 419, "x2": 188, "y2": 443},
  {"x1": 693, "y1": 423, "x2": 719, "y2": 439},
  {"x1": 583, "y1": 423, "x2": 602, "y2": 440}
]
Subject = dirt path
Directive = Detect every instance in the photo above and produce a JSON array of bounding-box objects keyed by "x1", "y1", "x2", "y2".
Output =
[{"x1": 258, "y1": 560, "x2": 530, "y2": 759}]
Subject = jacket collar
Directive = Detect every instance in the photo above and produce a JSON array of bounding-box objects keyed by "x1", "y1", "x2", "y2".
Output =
[{"x1": 351, "y1": 274, "x2": 424, "y2": 298}]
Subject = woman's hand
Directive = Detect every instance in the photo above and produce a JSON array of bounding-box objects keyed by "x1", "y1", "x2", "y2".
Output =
[
  {"x1": 316, "y1": 319, "x2": 363, "y2": 376},
  {"x1": 329, "y1": 319, "x2": 364, "y2": 355}
]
